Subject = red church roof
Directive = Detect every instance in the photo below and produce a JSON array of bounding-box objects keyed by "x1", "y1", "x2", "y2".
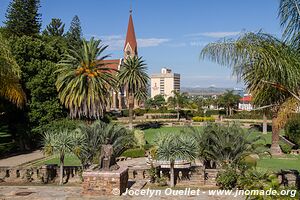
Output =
[
  {"x1": 240, "y1": 96, "x2": 252, "y2": 102},
  {"x1": 97, "y1": 59, "x2": 121, "y2": 74},
  {"x1": 124, "y1": 12, "x2": 137, "y2": 54}
]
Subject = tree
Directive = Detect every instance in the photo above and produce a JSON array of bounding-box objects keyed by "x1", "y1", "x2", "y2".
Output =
[
  {"x1": 75, "y1": 121, "x2": 134, "y2": 167},
  {"x1": 4, "y1": 0, "x2": 41, "y2": 36},
  {"x1": 118, "y1": 56, "x2": 149, "y2": 130},
  {"x1": 56, "y1": 37, "x2": 116, "y2": 119},
  {"x1": 218, "y1": 90, "x2": 240, "y2": 116},
  {"x1": 279, "y1": 0, "x2": 300, "y2": 41},
  {"x1": 43, "y1": 18, "x2": 65, "y2": 37},
  {"x1": 155, "y1": 133, "x2": 197, "y2": 187},
  {"x1": 66, "y1": 15, "x2": 82, "y2": 51},
  {"x1": 0, "y1": 33, "x2": 25, "y2": 107},
  {"x1": 145, "y1": 94, "x2": 165, "y2": 109},
  {"x1": 167, "y1": 91, "x2": 188, "y2": 121},
  {"x1": 8, "y1": 34, "x2": 68, "y2": 141},
  {"x1": 200, "y1": 32, "x2": 300, "y2": 155},
  {"x1": 43, "y1": 129, "x2": 83, "y2": 185}
]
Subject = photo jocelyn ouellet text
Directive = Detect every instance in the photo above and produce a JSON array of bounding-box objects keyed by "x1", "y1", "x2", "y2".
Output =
[{"x1": 120, "y1": 187, "x2": 297, "y2": 198}]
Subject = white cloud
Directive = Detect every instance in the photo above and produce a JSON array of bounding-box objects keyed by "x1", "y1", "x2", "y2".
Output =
[
  {"x1": 137, "y1": 38, "x2": 170, "y2": 47},
  {"x1": 84, "y1": 34, "x2": 169, "y2": 50},
  {"x1": 185, "y1": 31, "x2": 240, "y2": 38}
]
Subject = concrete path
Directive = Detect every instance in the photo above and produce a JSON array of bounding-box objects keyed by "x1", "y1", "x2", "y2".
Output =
[
  {"x1": 0, "y1": 186, "x2": 245, "y2": 200},
  {"x1": 0, "y1": 150, "x2": 44, "y2": 167}
]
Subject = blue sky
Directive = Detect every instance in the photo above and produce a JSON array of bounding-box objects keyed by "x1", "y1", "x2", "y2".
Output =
[{"x1": 0, "y1": 0, "x2": 282, "y2": 87}]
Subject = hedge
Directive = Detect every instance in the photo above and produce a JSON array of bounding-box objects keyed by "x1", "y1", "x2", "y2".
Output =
[
  {"x1": 121, "y1": 148, "x2": 145, "y2": 158},
  {"x1": 192, "y1": 116, "x2": 215, "y2": 122}
]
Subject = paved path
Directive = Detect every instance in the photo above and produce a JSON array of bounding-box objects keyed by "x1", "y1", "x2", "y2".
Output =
[
  {"x1": 0, "y1": 186, "x2": 245, "y2": 200},
  {"x1": 0, "y1": 150, "x2": 44, "y2": 167}
]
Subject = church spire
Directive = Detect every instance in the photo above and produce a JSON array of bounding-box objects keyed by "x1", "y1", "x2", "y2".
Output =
[{"x1": 124, "y1": 8, "x2": 137, "y2": 57}]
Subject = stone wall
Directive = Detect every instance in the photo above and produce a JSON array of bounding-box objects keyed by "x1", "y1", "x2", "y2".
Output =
[
  {"x1": 0, "y1": 165, "x2": 82, "y2": 184},
  {"x1": 82, "y1": 167, "x2": 128, "y2": 196}
]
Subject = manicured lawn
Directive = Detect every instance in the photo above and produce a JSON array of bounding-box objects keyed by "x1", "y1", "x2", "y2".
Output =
[
  {"x1": 143, "y1": 126, "x2": 203, "y2": 144},
  {"x1": 34, "y1": 154, "x2": 81, "y2": 166},
  {"x1": 143, "y1": 126, "x2": 272, "y2": 145},
  {"x1": 257, "y1": 154, "x2": 300, "y2": 172}
]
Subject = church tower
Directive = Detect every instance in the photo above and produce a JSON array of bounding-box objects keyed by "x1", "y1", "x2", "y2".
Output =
[{"x1": 124, "y1": 9, "x2": 138, "y2": 59}]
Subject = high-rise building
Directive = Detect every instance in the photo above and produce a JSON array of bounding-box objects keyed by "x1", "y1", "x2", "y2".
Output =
[{"x1": 151, "y1": 68, "x2": 180, "y2": 100}]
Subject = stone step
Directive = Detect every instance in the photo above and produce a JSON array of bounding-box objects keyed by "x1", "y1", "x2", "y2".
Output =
[{"x1": 129, "y1": 180, "x2": 147, "y2": 190}]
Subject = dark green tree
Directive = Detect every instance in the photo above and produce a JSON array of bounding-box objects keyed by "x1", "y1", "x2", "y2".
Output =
[
  {"x1": 4, "y1": 0, "x2": 41, "y2": 36},
  {"x1": 7, "y1": 35, "x2": 68, "y2": 148},
  {"x1": 145, "y1": 94, "x2": 165, "y2": 109},
  {"x1": 66, "y1": 15, "x2": 82, "y2": 50},
  {"x1": 43, "y1": 18, "x2": 65, "y2": 37},
  {"x1": 218, "y1": 90, "x2": 240, "y2": 116}
]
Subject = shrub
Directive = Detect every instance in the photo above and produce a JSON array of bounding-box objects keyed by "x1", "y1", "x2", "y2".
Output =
[
  {"x1": 143, "y1": 143, "x2": 153, "y2": 150},
  {"x1": 192, "y1": 116, "x2": 215, "y2": 122},
  {"x1": 121, "y1": 148, "x2": 145, "y2": 158},
  {"x1": 226, "y1": 111, "x2": 271, "y2": 120},
  {"x1": 216, "y1": 168, "x2": 238, "y2": 189},
  {"x1": 134, "y1": 108, "x2": 146, "y2": 116},
  {"x1": 134, "y1": 130, "x2": 146, "y2": 147},
  {"x1": 279, "y1": 142, "x2": 293, "y2": 154},
  {"x1": 284, "y1": 115, "x2": 300, "y2": 146}
]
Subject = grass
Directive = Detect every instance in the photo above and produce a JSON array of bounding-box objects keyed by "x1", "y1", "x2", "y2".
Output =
[
  {"x1": 143, "y1": 126, "x2": 272, "y2": 145},
  {"x1": 143, "y1": 126, "x2": 203, "y2": 144},
  {"x1": 257, "y1": 154, "x2": 300, "y2": 172},
  {"x1": 33, "y1": 154, "x2": 81, "y2": 167}
]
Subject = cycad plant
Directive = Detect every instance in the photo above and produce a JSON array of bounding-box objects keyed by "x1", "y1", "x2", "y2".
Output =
[
  {"x1": 0, "y1": 33, "x2": 25, "y2": 107},
  {"x1": 155, "y1": 133, "x2": 197, "y2": 187},
  {"x1": 118, "y1": 56, "x2": 149, "y2": 129},
  {"x1": 190, "y1": 123, "x2": 266, "y2": 168},
  {"x1": 75, "y1": 121, "x2": 134, "y2": 167},
  {"x1": 55, "y1": 37, "x2": 116, "y2": 120}
]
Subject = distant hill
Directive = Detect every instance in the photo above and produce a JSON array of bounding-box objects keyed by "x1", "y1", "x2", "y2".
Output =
[{"x1": 181, "y1": 87, "x2": 236, "y2": 96}]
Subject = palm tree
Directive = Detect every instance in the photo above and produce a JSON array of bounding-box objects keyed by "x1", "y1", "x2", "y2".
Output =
[
  {"x1": 201, "y1": 32, "x2": 300, "y2": 155},
  {"x1": 55, "y1": 37, "x2": 116, "y2": 120},
  {"x1": 0, "y1": 33, "x2": 25, "y2": 107},
  {"x1": 75, "y1": 121, "x2": 134, "y2": 168},
  {"x1": 43, "y1": 129, "x2": 83, "y2": 185},
  {"x1": 168, "y1": 91, "x2": 188, "y2": 121},
  {"x1": 118, "y1": 56, "x2": 149, "y2": 130},
  {"x1": 155, "y1": 133, "x2": 197, "y2": 187},
  {"x1": 279, "y1": 0, "x2": 300, "y2": 41},
  {"x1": 218, "y1": 90, "x2": 240, "y2": 116}
]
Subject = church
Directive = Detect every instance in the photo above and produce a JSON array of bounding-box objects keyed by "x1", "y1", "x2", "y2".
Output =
[{"x1": 103, "y1": 9, "x2": 139, "y2": 111}]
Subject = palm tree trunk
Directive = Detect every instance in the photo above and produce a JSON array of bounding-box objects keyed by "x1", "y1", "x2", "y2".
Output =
[
  {"x1": 170, "y1": 160, "x2": 175, "y2": 187},
  {"x1": 59, "y1": 153, "x2": 64, "y2": 185},
  {"x1": 270, "y1": 114, "x2": 282, "y2": 155},
  {"x1": 176, "y1": 104, "x2": 180, "y2": 121},
  {"x1": 128, "y1": 93, "x2": 134, "y2": 130},
  {"x1": 263, "y1": 113, "x2": 267, "y2": 134}
]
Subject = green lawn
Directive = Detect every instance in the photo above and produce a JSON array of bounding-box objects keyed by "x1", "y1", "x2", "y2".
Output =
[
  {"x1": 143, "y1": 126, "x2": 272, "y2": 145},
  {"x1": 34, "y1": 154, "x2": 81, "y2": 167},
  {"x1": 257, "y1": 155, "x2": 300, "y2": 172},
  {"x1": 144, "y1": 126, "x2": 203, "y2": 144}
]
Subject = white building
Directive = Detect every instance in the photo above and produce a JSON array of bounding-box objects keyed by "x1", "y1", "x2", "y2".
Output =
[
  {"x1": 150, "y1": 68, "x2": 180, "y2": 100},
  {"x1": 238, "y1": 94, "x2": 253, "y2": 111}
]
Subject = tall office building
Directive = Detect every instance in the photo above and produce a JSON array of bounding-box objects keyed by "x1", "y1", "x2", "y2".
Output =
[{"x1": 150, "y1": 68, "x2": 180, "y2": 100}]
